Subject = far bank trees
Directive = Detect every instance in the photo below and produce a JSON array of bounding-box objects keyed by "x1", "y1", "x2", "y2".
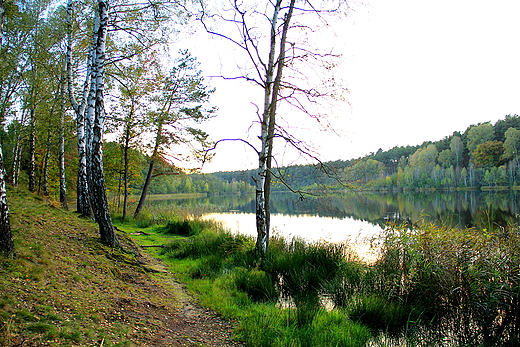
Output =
[{"x1": 342, "y1": 115, "x2": 520, "y2": 190}]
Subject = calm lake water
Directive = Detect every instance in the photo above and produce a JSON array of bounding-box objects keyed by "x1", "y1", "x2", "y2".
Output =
[{"x1": 151, "y1": 190, "x2": 520, "y2": 260}]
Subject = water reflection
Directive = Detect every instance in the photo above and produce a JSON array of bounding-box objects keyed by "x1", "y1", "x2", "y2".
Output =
[
  {"x1": 150, "y1": 190, "x2": 520, "y2": 261},
  {"x1": 151, "y1": 190, "x2": 520, "y2": 231}
]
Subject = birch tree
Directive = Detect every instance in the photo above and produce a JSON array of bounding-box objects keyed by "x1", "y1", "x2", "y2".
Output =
[
  {"x1": 0, "y1": 0, "x2": 14, "y2": 257},
  {"x1": 58, "y1": 79, "x2": 69, "y2": 210},
  {"x1": 66, "y1": 0, "x2": 176, "y2": 218},
  {"x1": 199, "y1": 0, "x2": 347, "y2": 255},
  {"x1": 84, "y1": 0, "x2": 119, "y2": 246},
  {"x1": 66, "y1": 0, "x2": 93, "y2": 217}
]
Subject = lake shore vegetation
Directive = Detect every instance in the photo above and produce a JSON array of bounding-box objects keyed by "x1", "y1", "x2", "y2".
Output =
[{"x1": 121, "y1": 206, "x2": 520, "y2": 346}]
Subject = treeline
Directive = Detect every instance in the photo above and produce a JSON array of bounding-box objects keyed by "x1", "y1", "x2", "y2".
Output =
[
  {"x1": 344, "y1": 114, "x2": 520, "y2": 190},
  {"x1": 104, "y1": 114, "x2": 520, "y2": 196},
  {"x1": 101, "y1": 142, "x2": 253, "y2": 197},
  {"x1": 187, "y1": 114, "x2": 520, "y2": 193}
]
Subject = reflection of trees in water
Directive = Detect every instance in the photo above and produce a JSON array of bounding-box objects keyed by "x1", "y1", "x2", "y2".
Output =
[
  {"x1": 152, "y1": 190, "x2": 520, "y2": 231},
  {"x1": 268, "y1": 191, "x2": 520, "y2": 231},
  {"x1": 335, "y1": 190, "x2": 520, "y2": 230},
  {"x1": 150, "y1": 194, "x2": 256, "y2": 212}
]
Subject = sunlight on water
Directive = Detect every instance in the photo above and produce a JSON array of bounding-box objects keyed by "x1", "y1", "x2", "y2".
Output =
[{"x1": 202, "y1": 212, "x2": 383, "y2": 262}]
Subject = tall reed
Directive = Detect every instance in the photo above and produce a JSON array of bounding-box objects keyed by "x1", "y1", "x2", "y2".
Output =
[{"x1": 370, "y1": 223, "x2": 520, "y2": 345}]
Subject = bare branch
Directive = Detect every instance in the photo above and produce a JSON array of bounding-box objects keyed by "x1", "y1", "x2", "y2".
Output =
[{"x1": 201, "y1": 138, "x2": 259, "y2": 170}]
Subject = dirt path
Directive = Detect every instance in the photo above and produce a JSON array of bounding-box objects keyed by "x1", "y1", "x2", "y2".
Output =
[
  {"x1": 121, "y1": 238, "x2": 245, "y2": 347},
  {"x1": 145, "y1": 277, "x2": 244, "y2": 347}
]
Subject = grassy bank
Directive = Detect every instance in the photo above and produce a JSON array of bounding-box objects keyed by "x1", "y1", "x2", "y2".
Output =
[
  {"x1": 123, "y1": 214, "x2": 520, "y2": 346},
  {"x1": 0, "y1": 188, "x2": 189, "y2": 346}
]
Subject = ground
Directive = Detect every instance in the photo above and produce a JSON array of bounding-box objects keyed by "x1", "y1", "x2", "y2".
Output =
[
  {"x1": 118, "y1": 235, "x2": 245, "y2": 347},
  {"x1": 0, "y1": 189, "x2": 244, "y2": 346}
]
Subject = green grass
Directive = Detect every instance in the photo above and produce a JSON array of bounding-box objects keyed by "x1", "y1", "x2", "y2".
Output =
[
  {"x1": 11, "y1": 187, "x2": 517, "y2": 346},
  {"x1": 130, "y1": 217, "x2": 373, "y2": 346},
  {"x1": 124, "y1": 212, "x2": 520, "y2": 346}
]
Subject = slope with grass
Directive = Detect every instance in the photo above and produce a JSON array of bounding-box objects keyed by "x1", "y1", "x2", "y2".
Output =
[{"x1": 0, "y1": 187, "x2": 241, "y2": 347}]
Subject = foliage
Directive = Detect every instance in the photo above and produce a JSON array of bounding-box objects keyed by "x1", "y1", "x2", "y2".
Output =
[
  {"x1": 149, "y1": 115, "x2": 520, "y2": 195},
  {"x1": 473, "y1": 141, "x2": 504, "y2": 168}
]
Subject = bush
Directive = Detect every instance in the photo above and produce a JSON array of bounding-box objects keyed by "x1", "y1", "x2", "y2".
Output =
[
  {"x1": 347, "y1": 295, "x2": 410, "y2": 334},
  {"x1": 232, "y1": 267, "x2": 279, "y2": 302},
  {"x1": 162, "y1": 218, "x2": 220, "y2": 236}
]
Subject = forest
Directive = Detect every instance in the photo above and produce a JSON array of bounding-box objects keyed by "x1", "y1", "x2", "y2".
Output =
[
  {"x1": 141, "y1": 114, "x2": 520, "y2": 195},
  {"x1": 3, "y1": 2, "x2": 520, "y2": 345},
  {"x1": 1, "y1": 0, "x2": 349, "y2": 255}
]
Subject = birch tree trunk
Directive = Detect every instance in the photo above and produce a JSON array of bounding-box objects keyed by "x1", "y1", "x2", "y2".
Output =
[
  {"x1": 0, "y1": 0, "x2": 14, "y2": 258},
  {"x1": 255, "y1": 0, "x2": 295, "y2": 256},
  {"x1": 59, "y1": 79, "x2": 68, "y2": 210},
  {"x1": 28, "y1": 108, "x2": 36, "y2": 193},
  {"x1": 43, "y1": 127, "x2": 51, "y2": 196},
  {"x1": 122, "y1": 125, "x2": 130, "y2": 220},
  {"x1": 10, "y1": 133, "x2": 21, "y2": 187},
  {"x1": 86, "y1": 0, "x2": 118, "y2": 247},
  {"x1": 0, "y1": 142, "x2": 13, "y2": 258},
  {"x1": 66, "y1": 0, "x2": 92, "y2": 217}
]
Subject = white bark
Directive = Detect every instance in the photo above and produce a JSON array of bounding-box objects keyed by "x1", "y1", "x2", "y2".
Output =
[
  {"x1": 0, "y1": 0, "x2": 14, "y2": 257},
  {"x1": 86, "y1": 0, "x2": 119, "y2": 247},
  {"x1": 255, "y1": 0, "x2": 295, "y2": 256},
  {"x1": 66, "y1": 0, "x2": 93, "y2": 217},
  {"x1": 59, "y1": 79, "x2": 68, "y2": 210}
]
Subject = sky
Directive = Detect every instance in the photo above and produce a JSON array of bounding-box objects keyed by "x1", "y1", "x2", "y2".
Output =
[{"x1": 175, "y1": 0, "x2": 520, "y2": 173}]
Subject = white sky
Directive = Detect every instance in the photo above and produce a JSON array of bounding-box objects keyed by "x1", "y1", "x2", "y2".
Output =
[{"x1": 174, "y1": 0, "x2": 520, "y2": 173}]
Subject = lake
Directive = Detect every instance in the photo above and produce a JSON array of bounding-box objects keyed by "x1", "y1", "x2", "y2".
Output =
[{"x1": 150, "y1": 190, "x2": 520, "y2": 261}]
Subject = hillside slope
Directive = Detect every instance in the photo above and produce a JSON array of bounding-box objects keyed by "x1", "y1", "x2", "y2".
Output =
[{"x1": 0, "y1": 188, "x2": 240, "y2": 346}]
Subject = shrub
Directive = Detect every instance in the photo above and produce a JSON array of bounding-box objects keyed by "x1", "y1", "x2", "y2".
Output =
[
  {"x1": 162, "y1": 218, "x2": 220, "y2": 236},
  {"x1": 232, "y1": 267, "x2": 279, "y2": 302},
  {"x1": 347, "y1": 295, "x2": 410, "y2": 334}
]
